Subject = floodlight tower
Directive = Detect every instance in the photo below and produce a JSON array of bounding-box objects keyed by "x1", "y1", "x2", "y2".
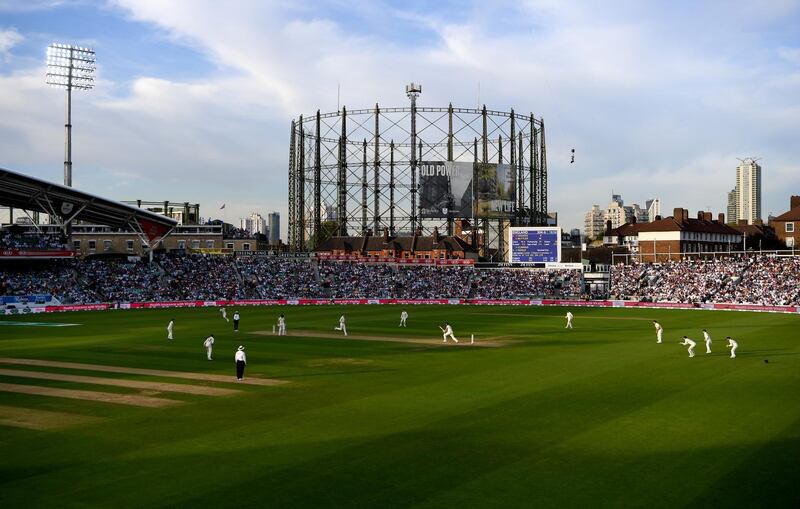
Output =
[
  {"x1": 46, "y1": 43, "x2": 96, "y2": 187},
  {"x1": 406, "y1": 83, "x2": 422, "y2": 230}
]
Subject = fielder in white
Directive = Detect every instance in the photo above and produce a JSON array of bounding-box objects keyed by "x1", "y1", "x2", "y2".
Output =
[
  {"x1": 399, "y1": 310, "x2": 409, "y2": 327},
  {"x1": 726, "y1": 337, "x2": 738, "y2": 358},
  {"x1": 334, "y1": 314, "x2": 348, "y2": 336},
  {"x1": 680, "y1": 336, "x2": 696, "y2": 358},
  {"x1": 167, "y1": 319, "x2": 174, "y2": 341},
  {"x1": 702, "y1": 329, "x2": 712, "y2": 354},
  {"x1": 220, "y1": 307, "x2": 229, "y2": 322},
  {"x1": 565, "y1": 311, "x2": 574, "y2": 329},
  {"x1": 440, "y1": 323, "x2": 458, "y2": 343},
  {"x1": 203, "y1": 334, "x2": 215, "y2": 361},
  {"x1": 278, "y1": 314, "x2": 286, "y2": 336},
  {"x1": 653, "y1": 321, "x2": 663, "y2": 343}
]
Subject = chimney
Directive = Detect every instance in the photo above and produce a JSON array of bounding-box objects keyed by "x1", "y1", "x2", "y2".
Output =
[
  {"x1": 631, "y1": 215, "x2": 637, "y2": 224},
  {"x1": 605, "y1": 220, "x2": 612, "y2": 234},
  {"x1": 655, "y1": 215, "x2": 662, "y2": 221},
  {"x1": 718, "y1": 213, "x2": 725, "y2": 223},
  {"x1": 791, "y1": 195, "x2": 800, "y2": 210},
  {"x1": 704, "y1": 212, "x2": 712, "y2": 222},
  {"x1": 383, "y1": 227, "x2": 389, "y2": 242},
  {"x1": 738, "y1": 219, "x2": 747, "y2": 226},
  {"x1": 754, "y1": 219, "x2": 763, "y2": 226},
  {"x1": 432, "y1": 227, "x2": 440, "y2": 244},
  {"x1": 673, "y1": 208, "x2": 684, "y2": 223},
  {"x1": 697, "y1": 211, "x2": 704, "y2": 220}
]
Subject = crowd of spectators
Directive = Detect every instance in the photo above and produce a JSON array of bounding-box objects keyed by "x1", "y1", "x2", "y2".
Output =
[
  {"x1": 239, "y1": 257, "x2": 323, "y2": 298},
  {"x1": 0, "y1": 262, "x2": 90, "y2": 304},
  {"x1": 718, "y1": 255, "x2": 800, "y2": 306},
  {"x1": 320, "y1": 261, "x2": 399, "y2": 298},
  {"x1": 610, "y1": 255, "x2": 800, "y2": 305},
  {"x1": 396, "y1": 266, "x2": 473, "y2": 299},
  {"x1": 159, "y1": 254, "x2": 246, "y2": 301},
  {"x1": 4, "y1": 253, "x2": 799, "y2": 306},
  {"x1": 1, "y1": 231, "x2": 68, "y2": 250},
  {"x1": 75, "y1": 259, "x2": 169, "y2": 302},
  {"x1": 471, "y1": 269, "x2": 582, "y2": 299}
]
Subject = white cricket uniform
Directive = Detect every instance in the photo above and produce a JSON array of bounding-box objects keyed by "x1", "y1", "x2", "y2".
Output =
[
  {"x1": 335, "y1": 315, "x2": 347, "y2": 336},
  {"x1": 442, "y1": 325, "x2": 458, "y2": 343},
  {"x1": 565, "y1": 312, "x2": 574, "y2": 329},
  {"x1": 681, "y1": 338, "x2": 697, "y2": 357},
  {"x1": 221, "y1": 308, "x2": 229, "y2": 322},
  {"x1": 278, "y1": 316, "x2": 286, "y2": 336},
  {"x1": 654, "y1": 322, "x2": 663, "y2": 343},
  {"x1": 204, "y1": 336, "x2": 215, "y2": 360},
  {"x1": 703, "y1": 331, "x2": 712, "y2": 354},
  {"x1": 167, "y1": 320, "x2": 174, "y2": 340},
  {"x1": 400, "y1": 311, "x2": 408, "y2": 327},
  {"x1": 727, "y1": 338, "x2": 738, "y2": 358}
]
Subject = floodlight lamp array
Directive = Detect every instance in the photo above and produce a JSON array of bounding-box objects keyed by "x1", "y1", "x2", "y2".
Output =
[{"x1": 45, "y1": 43, "x2": 96, "y2": 90}]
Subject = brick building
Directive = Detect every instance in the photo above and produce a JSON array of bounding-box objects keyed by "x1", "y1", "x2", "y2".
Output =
[
  {"x1": 605, "y1": 208, "x2": 742, "y2": 261},
  {"x1": 770, "y1": 196, "x2": 800, "y2": 248}
]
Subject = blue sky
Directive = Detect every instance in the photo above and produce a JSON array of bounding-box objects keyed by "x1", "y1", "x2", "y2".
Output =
[{"x1": 1, "y1": 0, "x2": 799, "y2": 235}]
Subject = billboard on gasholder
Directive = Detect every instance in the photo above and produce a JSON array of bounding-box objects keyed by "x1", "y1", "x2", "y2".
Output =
[{"x1": 418, "y1": 161, "x2": 473, "y2": 218}]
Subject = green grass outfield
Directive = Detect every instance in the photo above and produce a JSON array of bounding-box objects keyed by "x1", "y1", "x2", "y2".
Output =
[{"x1": 0, "y1": 305, "x2": 798, "y2": 508}]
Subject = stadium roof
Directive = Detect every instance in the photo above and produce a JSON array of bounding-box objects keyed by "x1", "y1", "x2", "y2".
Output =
[{"x1": 0, "y1": 167, "x2": 177, "y2": 241}]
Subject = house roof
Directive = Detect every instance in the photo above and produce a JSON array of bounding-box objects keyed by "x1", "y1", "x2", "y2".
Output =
[
  {"x1": 634, "y1": 216, "x2": 740, "y2": 235},
  {"x1": 773, "y1": 206, "x2": 800, "y2": 222}
]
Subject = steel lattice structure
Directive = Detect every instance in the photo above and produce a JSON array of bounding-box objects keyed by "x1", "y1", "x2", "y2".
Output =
[{"x1": 288, "y1": 99, "x2": 547, "y2": 260}]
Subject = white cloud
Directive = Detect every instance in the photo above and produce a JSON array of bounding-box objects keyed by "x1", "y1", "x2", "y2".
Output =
[
  {"x1": 1, "y1": 1, "x2": 799, "y2": 235},
  {"x1": 0, "y1": 27, "x2": 22, "y2": 56}
]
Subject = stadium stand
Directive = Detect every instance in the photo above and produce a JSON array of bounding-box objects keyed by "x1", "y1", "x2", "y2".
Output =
[
  {"x1": 4, "y1": 249, "x2": 800, "y2": 306},
  {"x1": 610, "y1": 255, "x2": 800, "y2": 305}
]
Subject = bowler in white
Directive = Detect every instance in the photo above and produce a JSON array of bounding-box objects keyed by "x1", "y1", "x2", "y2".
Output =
[{"x1": 334, "y1": 315, "x2": 348, "y2": 336}]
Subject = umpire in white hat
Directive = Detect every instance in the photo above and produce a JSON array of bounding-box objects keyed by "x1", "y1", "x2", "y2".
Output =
[{"x1": 235, "y1": 345, "x2": 247, "y2": 381}]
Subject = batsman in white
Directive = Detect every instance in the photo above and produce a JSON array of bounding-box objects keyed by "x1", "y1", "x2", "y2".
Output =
[
  {"x1": 440, "y1": 323, "x2": 459, "y2": 343},
  {"x1": 167, "y1": 319, "x2": 174, "y2": 341},
  {"x1": 399, "y1": 310, "x2": 409, "y2": 327},
  {"x1": 203, "y1": 334, "x2": 215, "y2": 361},
  {"x1": 334, "y1": 314, "x2": 348, "y2": 336},
  {"x1": 653, "y1": 320, "x2": 663, "y2": 343},
  {"x1": 702, "y1": 329, "x2": 712, "y2": 354},
  {"x1": 220, "y1": 307, "x2": 229, "y2": 322},
  {"x1": 278, "y1": 314, "x2": 286, "y2": 336},
  {"x1": 726, "y1": 337, "x2": 738, "y2": 358},
  {"x1": 565, "y1": 311, "x2": 574, "y2": 329},
  {"x1": 680, "y1": 336, "x2": 696, "y2": 358}
]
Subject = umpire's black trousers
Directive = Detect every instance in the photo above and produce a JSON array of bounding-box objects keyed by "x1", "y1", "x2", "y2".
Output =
[{"x1": 236, "y1": 360, "x2": 246, "y2": 379}]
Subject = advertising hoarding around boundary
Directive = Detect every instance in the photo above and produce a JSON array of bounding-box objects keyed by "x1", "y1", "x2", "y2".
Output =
[{"x1": 509, "y1": 227, "x2": 561, "y2": 263}]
